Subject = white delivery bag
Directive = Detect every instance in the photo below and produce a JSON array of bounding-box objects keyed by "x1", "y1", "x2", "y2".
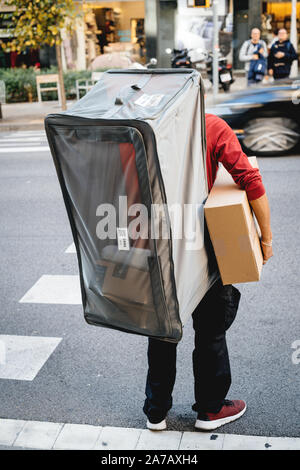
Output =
[{"x1": 45, "y1": 68, "x2": 220, "y2": 343}]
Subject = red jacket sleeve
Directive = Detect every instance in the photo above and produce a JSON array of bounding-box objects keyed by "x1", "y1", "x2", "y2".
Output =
[{"x1": 214, "y1": 117, "x2": 266, "y2": 201}]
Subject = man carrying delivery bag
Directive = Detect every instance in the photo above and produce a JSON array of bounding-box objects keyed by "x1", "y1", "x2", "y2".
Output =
[
  {"x1": 144, "y1": 113, "x2": 273, "y2": 431},
  {"x1": 45, "y1": 68, "x2": 273, "y2": 432}
]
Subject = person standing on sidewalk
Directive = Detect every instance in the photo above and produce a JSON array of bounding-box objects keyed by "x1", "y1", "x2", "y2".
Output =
[
  {"x1": 143, "y1": 113, "x2": 273, "y2": 432},
  {"x1": 268, "y1": 28, "x2": 298, "y2": 80},
  {"x1": 239, "y1": 28, "x2": 268, "y2": 85}
]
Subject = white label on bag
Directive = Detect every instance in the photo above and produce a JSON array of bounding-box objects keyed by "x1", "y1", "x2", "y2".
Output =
[
  {"x1": 117, "y1": 227, "x2": 130, "y2": 251},
  {"x1": 135, "y1": 93, "x2": 164, "y2": 107}
]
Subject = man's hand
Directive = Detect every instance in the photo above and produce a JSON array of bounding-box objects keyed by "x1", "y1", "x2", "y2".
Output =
[
  {"x1": 259, "y1": 47, "x2": 264, "y2": 55},
  {"x1": 275, "y1": 51, "x2": 285, "y2": 58},
  {"x1": 260, "y1": 240, "x2": 273, "y2": 265},
  {"x1": 268, "y1": 68, "x2": 273, "y2": 76},
  {"x1": 252, "y1": 53, "x2": 259, "y2": 60}
]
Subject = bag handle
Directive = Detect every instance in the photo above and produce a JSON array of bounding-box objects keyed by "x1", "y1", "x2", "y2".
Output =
[{"x1": 114, "y1": 74, "x2": 152, "y2": 105}]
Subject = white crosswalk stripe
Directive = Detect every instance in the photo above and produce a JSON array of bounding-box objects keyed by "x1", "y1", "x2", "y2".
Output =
[
  {"x1": 0, "y1": 131, "x2": 46, "y2": 137},
  {"x1": 0, "y1": 130, "x2": 49, "y2": 153},
  {"x1": 0, "y1": 335, "x2": 62, "y2": 381},
  {"x1": 0, "y1": 147, "x2": 49, "y2": 153},
  {"x1": 65, "y1": 242, "x2": 76, "y2": 254},
  {"x1": 10, "y1": 245, "x2": 79, "y2": 383},
  {"x1": 0, "y1": 243, "x2": 79, "y2": 384},
  {"x1": 0, "y1": 137, "x2": 46, "y2": 143},
  {"x1": 19, "y1": 274, "x2": 81, "y2": 305}
]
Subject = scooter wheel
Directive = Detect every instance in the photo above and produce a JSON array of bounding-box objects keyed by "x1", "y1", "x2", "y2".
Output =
[{"x1": 222, "y1": 83, "x2": 231, "y2": 92}]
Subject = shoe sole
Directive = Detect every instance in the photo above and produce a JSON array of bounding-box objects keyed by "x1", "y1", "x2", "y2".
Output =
[
  {"x1": 146, "y1": 419, "x2": 167, "y2": 431},
  {"x1": 195, "y1": 404, "x2": 247, "y2": 431}
]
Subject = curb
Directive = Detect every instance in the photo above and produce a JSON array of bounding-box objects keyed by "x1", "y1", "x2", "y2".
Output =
[{"x1": 0, "y1": 418, "x2": 299, "y2": 450}]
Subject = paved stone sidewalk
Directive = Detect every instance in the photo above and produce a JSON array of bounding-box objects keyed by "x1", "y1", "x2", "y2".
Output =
[
  {"x1": 0, "y1": 419, "x2": 299, "y2": 450},
  {"x1": 0, "y1": 101, "x2": 75, "y2": 132}
]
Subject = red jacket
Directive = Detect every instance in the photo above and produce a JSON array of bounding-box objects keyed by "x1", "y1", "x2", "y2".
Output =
[{"x1": 205, "y1": 114, "x2": 265, "y2": 201}]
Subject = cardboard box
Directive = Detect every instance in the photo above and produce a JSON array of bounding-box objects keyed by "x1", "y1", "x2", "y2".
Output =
[{"x1": 204, "y1": 156, "x2": 263, "y2": 285}]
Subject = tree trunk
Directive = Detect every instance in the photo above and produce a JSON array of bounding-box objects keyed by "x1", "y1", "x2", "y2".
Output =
[{"x1": 55, "y1": 42, "x2": 67, "y2": 111}]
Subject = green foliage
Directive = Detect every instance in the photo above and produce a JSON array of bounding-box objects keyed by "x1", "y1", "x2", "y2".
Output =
[
  {"x1": 62, "y1": 69, "x2": 91, "y2": 100},
  {"x1": 0, "y1": 67, "x2": 37, "y2": 102},
  {"x1": 1, "y1": 0, "x2": 77, "y2": 52},
  {"x1": 0, "y1": 67, "x2": 108, "y2": 102}
]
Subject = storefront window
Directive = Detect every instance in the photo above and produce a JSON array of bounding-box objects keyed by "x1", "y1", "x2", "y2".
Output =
[
  {"x1": 262, "y1": 1, "x2": 300, "y2": 49},
  {"x1": 82, "y1": 1, "x2": 146, "y2": 69}
]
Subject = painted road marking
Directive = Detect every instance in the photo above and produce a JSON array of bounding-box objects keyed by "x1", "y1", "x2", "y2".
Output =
[
  {"x1": 19, "y1": 275, "x2": 81, "y2": 305},
  {"x1": 0, "y1": 146, "x2": 49, "y2": 153},
  {"x1": 0, "y1": 130, "x2": 45, "y2": 135},
  {"x1": 0, "y1": 335, "x2": 62, "y2": 381},
  {"x1": 65, "y1": 243, "x2": 76, "y2": 254},
  {"x1": 0, "y1": 138, "x2": 47, "y2": 143}
]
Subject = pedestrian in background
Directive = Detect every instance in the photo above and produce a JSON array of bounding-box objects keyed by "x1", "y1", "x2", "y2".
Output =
[
  {"x1": 247, "y1": 43, "x2": 268, "y2": 85},
  {"x1": 239, "y1": 28, "x2": 268, "y2": 85},
  {"x1": 268, "y1": 28, "x2": 298, "y2": 80}
]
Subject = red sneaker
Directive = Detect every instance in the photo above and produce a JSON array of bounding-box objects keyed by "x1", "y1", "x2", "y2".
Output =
[{"x1": 195, "y1": 400, "x2": 247, "y2": 431}]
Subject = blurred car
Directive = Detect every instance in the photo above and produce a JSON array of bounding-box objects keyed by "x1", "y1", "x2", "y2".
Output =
[{"x1": 206, "y1": 78, "x2": 300, "y2": 156}]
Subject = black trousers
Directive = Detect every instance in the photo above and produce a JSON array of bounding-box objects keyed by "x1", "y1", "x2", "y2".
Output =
[{"x1": 143, "y1": 278, "x2": 241, "y2": 421}]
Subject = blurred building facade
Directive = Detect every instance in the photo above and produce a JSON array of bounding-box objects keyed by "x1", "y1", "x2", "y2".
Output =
[
  {"x1": 73, "y1": 1, "x2": 146, "y2": 70},
  {"x1": 0, "y1": 0, "x2": 298, "y2": 71},
  {"x1": 146, "y1": 0, "x2": 233, "y2": 67},
  {"x1": 147, "y1": 0, "x2": 299, "y2": 70},
  {"x1": 0, "y1": 0, "x2": 146, "y2": 69}
]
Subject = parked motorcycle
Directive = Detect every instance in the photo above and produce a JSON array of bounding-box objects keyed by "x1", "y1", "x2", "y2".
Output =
[
  {"x1": 205, "y1": 52, "x2": 234, "y2": 92},
  {"x1": 166, "y1": 47, "x2": 234, "y2": 92},
  {"x1": 168, "y1": 48, "x2": 193, "y2": 68}
]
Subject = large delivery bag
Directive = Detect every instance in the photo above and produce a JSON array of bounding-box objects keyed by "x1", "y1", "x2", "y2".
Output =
[{"x1": 45, "y1": 68, "x2": 220, "y2": 343}]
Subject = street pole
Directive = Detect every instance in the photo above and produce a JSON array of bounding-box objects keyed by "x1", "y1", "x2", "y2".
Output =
[
  {"x1": 290, "y1": 0, "x2": 298, "y2": 78},
  {"x1": 55, "y1": 42, "x2": 67, "y2": 111},
  {"x1": 212, "y1": 0, "x2": 219, "y2": 101}
]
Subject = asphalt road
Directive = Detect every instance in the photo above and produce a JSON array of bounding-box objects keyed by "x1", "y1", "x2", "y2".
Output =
[{"x1": 0, "y1": 130, "x2": 299, "y2": 438}]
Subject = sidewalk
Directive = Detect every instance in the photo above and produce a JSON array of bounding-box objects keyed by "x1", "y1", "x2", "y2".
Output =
[
  {"x1": 0, "y1": 75, "x2": 247, "y2": 132},
  {"x1": 0, "y1": 101, "x2": 75, "y2": 132},
  {"x1": 0, "y1": 418, "x2": 299, "y2": 450}
]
